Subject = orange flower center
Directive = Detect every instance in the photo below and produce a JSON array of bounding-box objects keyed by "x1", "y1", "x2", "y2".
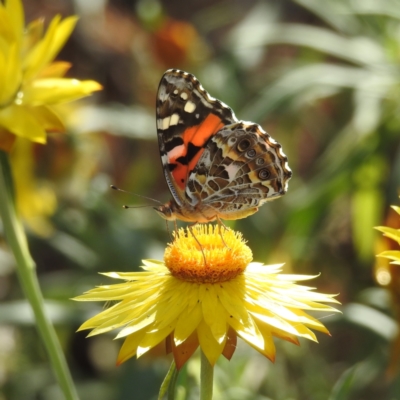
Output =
[{"x1": 164, "y1": 225, "x2": 252, "y2": 283}]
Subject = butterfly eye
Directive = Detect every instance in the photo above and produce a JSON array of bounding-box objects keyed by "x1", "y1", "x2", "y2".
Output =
[
  {"x1": 237, "y1": 139, "x2": 251, "y2": 152},
  {"x1": 258, "y1": 168, "x2": 271, "y2": 180},
  {"x1": 246, "y1": 149, "x2": 256, "y2": 158}
]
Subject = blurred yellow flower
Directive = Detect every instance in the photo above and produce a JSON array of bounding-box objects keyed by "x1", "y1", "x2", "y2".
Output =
[
  {"x1": 10, "y1": 139, "x2": 57, "y2": 236},
  {"x1": 376, "y1": 204, "x2": 400, "y2": 377},
  {"x1": 0, "y1": 0, "x2": 102, "y2": 152},
  {"x1": 376, "y1": 205, "x2": 400, "y2": 267},
  {"x1": 75, "y1": 226, "x2": 339, "y2": 369}
]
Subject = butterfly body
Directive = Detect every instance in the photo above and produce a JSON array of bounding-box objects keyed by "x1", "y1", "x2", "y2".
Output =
[{"x1": 154, "y1": 69, "x2": 292, "y2": 223}]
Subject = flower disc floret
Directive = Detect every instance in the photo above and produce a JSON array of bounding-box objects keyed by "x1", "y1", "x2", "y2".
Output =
[{"x1": 164, "y1": 225, "x2": 252, "y2": 283}]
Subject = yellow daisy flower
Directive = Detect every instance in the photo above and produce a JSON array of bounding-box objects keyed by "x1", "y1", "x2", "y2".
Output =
[
  {"x1": 0, "y1": 0, "x2": 102, "y2": 152},
  {"x1": 75, "y1": 226, "x2": 340, "y2": 369},
  {"x1": 376, "y1": 204, "x2": 400, "y2": 377},
  {"x1": 376, "y1": 205, "x2": 400, "y2": 266}
]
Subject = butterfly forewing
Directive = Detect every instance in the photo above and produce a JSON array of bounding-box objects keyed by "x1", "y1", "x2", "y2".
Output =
[{"x1": 156, "y1": 69, "x2": 237, "y2": 205}]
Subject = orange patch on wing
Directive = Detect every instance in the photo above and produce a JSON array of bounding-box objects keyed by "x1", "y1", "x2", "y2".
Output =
[
  {"x1": 172, "y1": 163, "x2": 188, "y2": 190},
  {"x1": 182, "y1": 113, "x2": 224, "y2": 148},
  {"x1": 170, "y1": 113, "x2": 225, "y2": 190}
]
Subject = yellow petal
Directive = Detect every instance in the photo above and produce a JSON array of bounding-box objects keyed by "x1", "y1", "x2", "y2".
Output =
[
  {"x1": 375, "y1": 226, "x2": 400, "y2": 244},
  {"x1": 251, "y1": 311, "x2": 307, "y2": 336},
  {"x1": 47, "y1": 16, "x2": 78, "y2": 66},
  {"x1": 116, "y1": 312, "x2": 157, "y2": 339},
  {"x1": 228, "y1": 314, "x2": 265, "y2": 350},
  {"x1": 197, "y1": 319, "x2": 225, "y2": 366},
  {"x1": 254, "y1": 323, "x2": 276, "y2": 361},
  {"x1": 217, "y1": 279, "x2": 249, "y2": 324},
  {"x1": 174, "y1": 302, "x2": 202, "y2": 345},
  {"x1": 391, "y1": 205, "x2": 400, "y2": 215},
  {"x1": 0, "y1": 6, "x2": 14, "y2": 43},
  {"x1": 37, "y1": 61, "x2": 72, "y2": 78},
  {"x1": 202, "y1": 285, "x2": 228, "y2": 344},
  {"x1": 82, "y1": 312, "x2": 130, "y2": 336},
  {"x1": 23, "y1": 15, "x2": 78, "y2": 81},
  {"x1": 289, "y1": 324, "x2": 318, "y2": 342},
  {"x1": 29, "y1": 106, "x2": 65, "y2": 132},
  {"x1": 137, "y1": 325, "x2": 175, "y2": 357},
  {"x1": 378, "y1": 250, "x2": 400, "y2": 261},
  {"x1": 0, "y1": 42, "x2": 21, "y2": 105},
  {"x1": 22, "y1": 78, "x2": 102, "y2": 105},
  {"x1": 117, "y1": 329, "x2": 147, "y2": 365},
  {"x1": 5, "y1": 0, "x2": 24, "y2": 43},
  {"x1": 0, "y1": 105, "x2": 46, "y2": 143},
  {"x1": 23, "y1": 18, "x2": 44, "y2": 55}
]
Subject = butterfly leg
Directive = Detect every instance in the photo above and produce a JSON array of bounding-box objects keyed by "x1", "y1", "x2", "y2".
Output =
[
  {"x1": 188, "y1": 223, "x2": 208, "y2": 266},
  {"x1": 216, "y1": 217, "x2": 231, "y2": 250},
  {"x1": 165, "y1": 219, "x2": 174, "y2": 241}
]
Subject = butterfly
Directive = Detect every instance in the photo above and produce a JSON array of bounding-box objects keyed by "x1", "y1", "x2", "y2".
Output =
[{"x1": 154, "y1": 69, "x2": 292, "y2": 223}]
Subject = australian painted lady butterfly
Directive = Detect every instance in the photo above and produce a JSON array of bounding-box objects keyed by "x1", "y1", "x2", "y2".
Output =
[{"x1": 154, "y1": 69, "x2": 292, "y2": 223}]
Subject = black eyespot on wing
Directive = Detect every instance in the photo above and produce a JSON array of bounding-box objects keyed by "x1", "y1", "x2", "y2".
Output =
[
  {"x1": 256, "y1": 157, "x2": 265, "y2": 165},
  {"x1": 246, "y1": 149, "x2": 256, "y2": 158},
  {"x1": 237, "y1": 138, "x2": 251, "y2": 152},
  {"x1": 259, "y1": 168, "x2": 271, "y2": 180}
]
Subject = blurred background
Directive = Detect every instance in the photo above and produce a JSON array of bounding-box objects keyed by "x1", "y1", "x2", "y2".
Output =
[{"x1": 1, "y1": 0, "x2": 400, "y2": 399}]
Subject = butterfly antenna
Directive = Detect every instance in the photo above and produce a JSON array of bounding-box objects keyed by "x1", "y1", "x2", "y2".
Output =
[
  {"x1": 122, "y1": 204, "x2": 157, "y2": 209},
  {"x1": 110, "y1": 185, "x2": 163, "y2": 205}
]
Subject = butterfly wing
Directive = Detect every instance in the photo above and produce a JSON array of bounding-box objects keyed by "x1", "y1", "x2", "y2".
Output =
[
  {"x1": 185, "y1": 122, "x2": 292, "y2": 220},
  {"x1": 156, "y1": 69, "x2": 237, "y2": 207}
]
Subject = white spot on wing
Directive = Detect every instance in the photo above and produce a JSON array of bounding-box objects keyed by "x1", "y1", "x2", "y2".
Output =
[
  {"x1": 167, "y1": 144, "x2": 185, "y2": 161},
  {"x1": 180, "y1": 92, "x2": 188, "y2": 100},
  {"x1": 184, "y1": 101, "x2": 196, "y2": 113},
  {"x1": 169, "y1": 113, "x2": 180, "y2": 126},
  {"x1": 162, "y1": 117, "x2": 170, "y2": 130},
  {"x1": 158, "y1": 85, "x2": 168, "y2": 102},
  {"x1": 161, "y1": 154, "x2": 169, "y2": 164},
  {"x1": 225, "y1": 164, "x2": 240, "y2": 180}
]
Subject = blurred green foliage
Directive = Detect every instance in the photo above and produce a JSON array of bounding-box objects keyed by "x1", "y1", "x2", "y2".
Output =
[{"x1": 1, "y1": 0, "x2": 400, "y2": 399}]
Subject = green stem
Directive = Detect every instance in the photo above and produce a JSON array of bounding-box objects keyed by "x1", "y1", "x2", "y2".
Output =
[
  {"x1": 0, "y1": 151, "x2": 79, "y2": 400},
  {"x1": 158, "y1": 360, "x2": 178, "y2": 400},
  {"x1": 200, "y1": 350, "x2": 214, "y2": 400}
]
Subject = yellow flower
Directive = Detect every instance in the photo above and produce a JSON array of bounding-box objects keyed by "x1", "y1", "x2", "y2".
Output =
[
  {"x1": 0, "y1": 0, "x2": 102, "y2": 152},
  {"x1": 75, "y1": 226, "x2": 340, "y2": 369},
  {"x1": 376, "y1": 204, "x2": 400, "y2": 377},
  {"x1": 10, "y1": 139, "x2": 57, "y2": 235},
  {"x1": 376, "y1": 205, "x2": 400, "y2": 267}
]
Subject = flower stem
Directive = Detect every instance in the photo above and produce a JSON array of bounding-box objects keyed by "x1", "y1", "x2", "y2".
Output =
[
  {"x1": 158, "y1": 360, "x2": 178, "y2": 400},
  {"x1": 200, "y1": 350, "x2": 214, "y2": 400},
  {"x1": 0, "y1": 151, "x2": 79, "y2": 400}
]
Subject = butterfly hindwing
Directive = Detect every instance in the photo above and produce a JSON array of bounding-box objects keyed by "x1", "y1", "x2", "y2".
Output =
[{"x1": 184, "y1": 122, "x2": 292, "y2": 220}]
